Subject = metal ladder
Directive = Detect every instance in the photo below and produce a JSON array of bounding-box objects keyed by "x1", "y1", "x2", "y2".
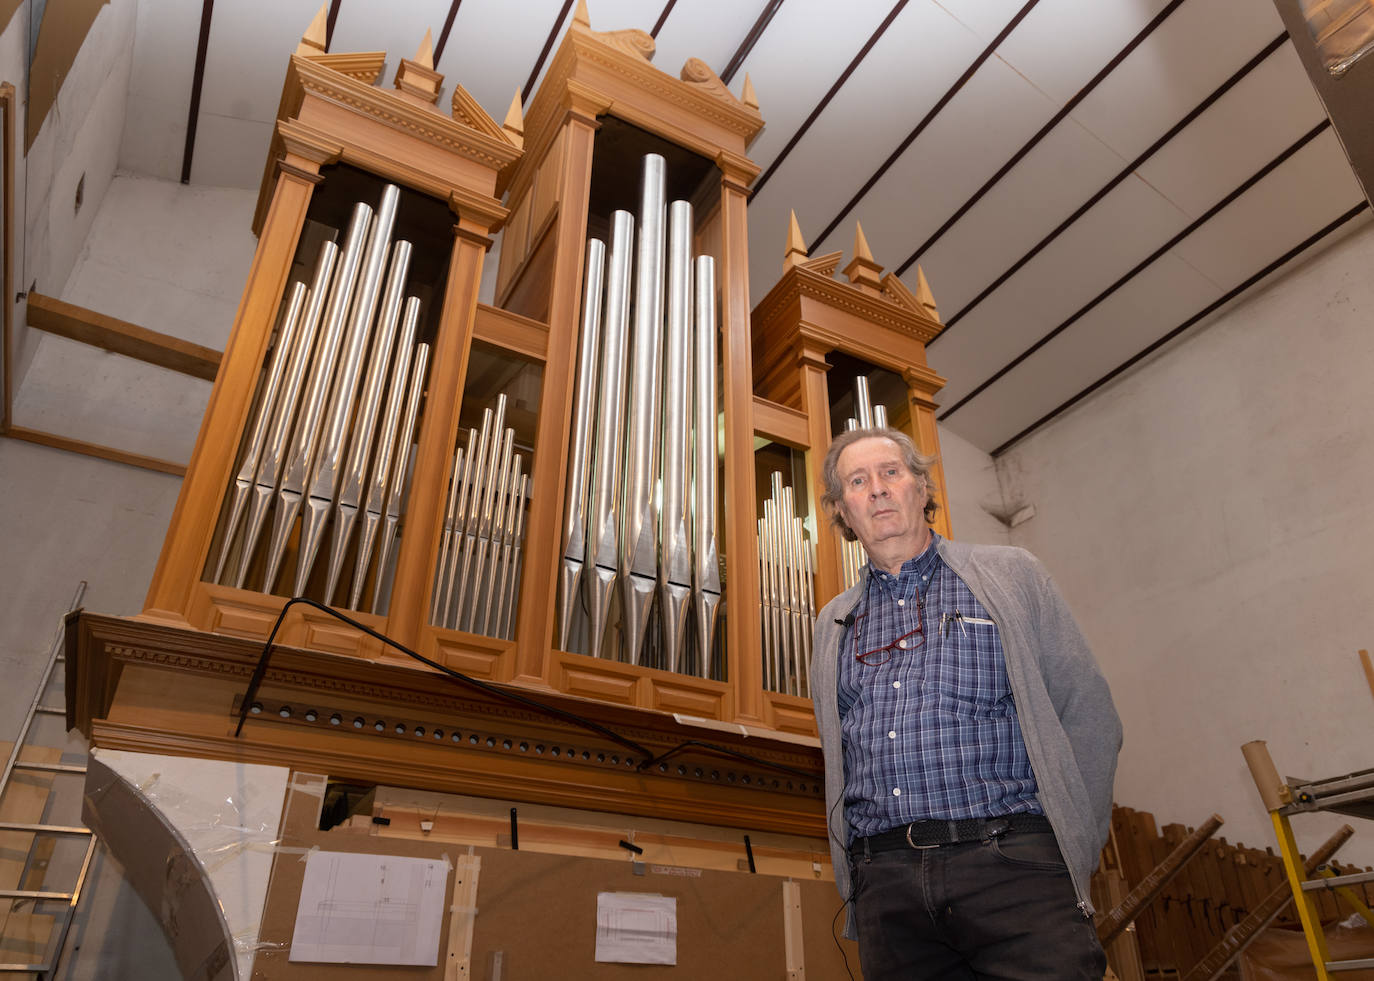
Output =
[
  {"x1": 1243, "y1": 739, "x2": 1374, "y2": 977},
  {"x1": 0, "y1": 583, "x2": 97, "y2": 978}
]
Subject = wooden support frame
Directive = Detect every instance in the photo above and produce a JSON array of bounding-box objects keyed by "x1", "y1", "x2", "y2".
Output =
[{"x1": 25, "y1": 292, "x2": 222, "y2": 380}]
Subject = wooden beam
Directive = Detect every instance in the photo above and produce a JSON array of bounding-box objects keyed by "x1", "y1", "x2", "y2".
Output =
[
  {"x1": 26, "y1": 292, "x2": 222, "y2": 381},
  {"x1": 4, "y1": 425, "x2": 186, "y2": 476},
  {"x1": 1, "y1": 82, "x2": 12, "y2": 432},
  {"x1": 753, "y1": 396, "x2": 810, "y2": 449}
]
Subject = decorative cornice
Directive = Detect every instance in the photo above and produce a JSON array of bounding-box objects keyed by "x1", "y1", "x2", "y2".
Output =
[
  {"x1": 448, "y1": 184, "x2": 510, "y2": 233},
  {"x1": 680, "y1": 57, "x2": 736, "y2": 107},
  {"x1": 799, "y1": 250, "x2": 842, "y2": 278},
  {"x1": 753, "y1": 266, "x2": 944, "y2": 346},
  {"x1": 276, "y1": 118, "x2": 343, "y2": 165},
  {"x1": 450, "y1": 81, "x2": 511, "y2": 145},
  {"x1": 298, "y1": 50, "x2": 385, "y2": 85},
  {"x1": 589, "y1": 26, "x2": 656, "y2": 62}
]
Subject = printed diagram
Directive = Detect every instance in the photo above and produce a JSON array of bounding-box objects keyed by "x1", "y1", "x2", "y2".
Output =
[{"x1": 290, "y1": 851, "x2": 449, "y2": 965}]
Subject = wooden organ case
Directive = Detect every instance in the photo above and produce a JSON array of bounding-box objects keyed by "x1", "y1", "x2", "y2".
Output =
[{"x1": 67, "y1": 6, "x2": 952, "y2": 847}]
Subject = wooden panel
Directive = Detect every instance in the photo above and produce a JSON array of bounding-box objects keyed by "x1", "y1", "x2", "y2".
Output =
[
  {"x1": 432, "y1": 630, "x2": 511, "y2": 681},
  {"x1": 753, "y1": 396, "x2": 810, "y2": 449},
  {"x1": 648, "y1": 677, "x2": 727, "y2": 719},
  {"x1": 26, "y1": 292, "x2": 222, "y2": 380},
  {"x1": 471, "y1": 303, "x2": 548, "y2": 362},
  {"x1": 765, "y1": 693, "x2": 819, "y2": 737},
  {"x1": 557, "y1": 655, "x2": 641, "y2": 706}
]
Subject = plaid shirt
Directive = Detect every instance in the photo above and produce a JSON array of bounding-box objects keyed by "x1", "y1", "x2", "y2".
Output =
[{"x1": 837, "y1": 533, "x2": 1041, "y2": 835}]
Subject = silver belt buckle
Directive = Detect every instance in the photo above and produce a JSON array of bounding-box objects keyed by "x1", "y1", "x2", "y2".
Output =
[{"x1": 904, "y1": 823, "x2": 940, "y2": 850}]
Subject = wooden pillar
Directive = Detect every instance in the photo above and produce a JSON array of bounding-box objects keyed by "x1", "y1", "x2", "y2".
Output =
[
  {"x1": 798, "y1": 342, "x2": 842, "y2": 609},
  {"x1": 511, "y1": 94, "x2": 603, "y2": 688},
  {"x1": 903, "y1": 365, "x2": 952, "y2": 541},
  {"x1": 384, "y1": 203, "x2": 501, "y2": 649},
  {"x1": 143, "y1": 146, "x2": 332, "y2": 621},
  {"x1": 716, "y1": 153, "x2": 762, "y2": 723}
]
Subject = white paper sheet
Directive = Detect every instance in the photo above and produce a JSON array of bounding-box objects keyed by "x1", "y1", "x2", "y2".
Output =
[
  {"x1": 289, "y1": 851, "x2": 449, "y2": 965},
  {"x1": 594, "y1": 891, "x2": 678, "y2": 965}
]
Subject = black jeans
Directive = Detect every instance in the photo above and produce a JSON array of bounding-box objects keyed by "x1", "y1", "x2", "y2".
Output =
[{"x1": 850, "y1": 830, "x2": 1106, "y2": 980}]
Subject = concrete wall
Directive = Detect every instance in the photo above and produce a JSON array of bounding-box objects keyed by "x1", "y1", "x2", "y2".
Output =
[
  {"x1": 938, "y1": 424, "x2": 1011, "y2": 547},
  {"x1": 1000, "y1": 215, "x2": 1374, "y2": 867}
]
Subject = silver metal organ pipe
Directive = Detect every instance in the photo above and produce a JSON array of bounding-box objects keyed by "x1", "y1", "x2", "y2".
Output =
[
  {"x1": 460, "y1": 395, "x2": 508, "y2": 632},
  {"x1": 557, "y1": 237, "x2": 606, "y2": 652},
  {"x1": 873, "y1": 404, "x2": 888, "y2": 428},
  {"x1": 431, "y1": 445, "x2": 466, "y2": 625},
  {"x1": 349, "y1": 298, "x2": 420, "y2": 610},
  {"x1": 264, "y1": 202, "x2": 373, "y2": 592},
  {"x1": 488, "y1": 452, "x2": 523, "y2": 638},
  {"x1": 371, "y1": 339, "x2": 431, "y2": 614},
  {"x1": 782, "y1": 482, "x2": 806, "y2": 693},
  {"x1": 325, "y1": 237, "x2": 413, "y2": 601},
  {"x1": 619, "y1": 154, "x2": 667, "y2": 667},
  {"x1": 438, "y1": 427, "x2": 479, "y2": 627},
  {"x1": 658, "y1": 199, "x2": 694, "y2": 675},
  {"x1": 585, "y1": 210, "x2": 635, "y2": 661},
  {"x1": 451, "y1": 405, "x2": 494, "y2": 628},
  {"x1": 471, "y1": 427, "x2": 514, "y2": 634},
  {"x1": 757, "y1": 517, "x2": 773, "y2": 690},
  {"x1": 855, "y1": 374, "x2": 874, "y2": 428},
  {"x1": 212, "y1": 281, "x2": 307, "y2": 584},
  {"x1": 233, "y1": 240, "x2": 338, "y2": 590},
  {"x1": 296, "y1": 184, "x2": 400, "y2": 594},
  {"x1": 690, "y1": 255, "x2": 721, "y2": 678},
  {"x1": 500, "y1": 472, "x2": 530, "y2": 640}
]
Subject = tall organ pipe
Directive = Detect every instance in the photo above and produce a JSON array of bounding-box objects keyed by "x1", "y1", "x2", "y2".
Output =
[
  {"x1": 468, "y1": 427, "x2": 514, "y2": 633},
  {"x1": 620, "y1": 154, "x2": 667, "y2": 667},
  {"x1": 437, "y1": 428, "x2": 478, "y2": 626},
  {"x1": 325, "y1": 237, "x2": 413, "y2": 601},
  {"x1": 211, "y1": 281, "x2": 307, "y2": 584},
  {"x1": 658, "y1": 200, "x2": 694, "y2": 675},
  {"x1": 264, "y1": 203, "x2": 373, "y2": 592},
  {"x1": 483, "y1": 449, "x2": 520, "y2": 636},
  {"x1": 432, "y1": 445, "x2": 466, "y2": 624},
  {"x1": 451, "y1": 405, "x2": 495, "y2": 627},
  {"x1": 371, "y1": 340, "x2": 431, "y2": 614},
  {"x1": 295, "y1": 184, "x2": 400, "y2": 594},
  {"x1": 349, "y1": 300, "x2": 420, "y2": 610},
  {"x1": 691, "y1": 255, "x2": 721, "y2": 678},
  {"x1": 500, "y1": 472, "x2": 529, "y2": 640},
  {"x1": 460, "y1": 395, "x2": 508, "y2": 631},
  {"x1": 585, "y1": 210, "x2": 635, "y2": 661},
  {"x1": 557, "y1": 238, "x2": 606, "y2": 652},
  {"x1": 233, "y1": 240, "x2": 338, "y2": 589}
]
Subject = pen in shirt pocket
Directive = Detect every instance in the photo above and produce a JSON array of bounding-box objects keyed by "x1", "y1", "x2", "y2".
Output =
[{"x1": 939, "y1": 611, "x2": 996, "y2": 637}]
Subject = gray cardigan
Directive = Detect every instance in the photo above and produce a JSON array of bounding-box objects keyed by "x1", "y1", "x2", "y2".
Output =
[{"x1": 811, "y1": 537, "x2": 1122, "y2": 937}]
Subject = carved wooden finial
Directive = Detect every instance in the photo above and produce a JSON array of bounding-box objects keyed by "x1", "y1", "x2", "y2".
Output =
[
  {"x1": 414, "y1": 28, "x2": 435, "y2": 70},
  {"x1": 741, "y1": 73, "x2": 759, "y2": 111},
  {"x1": 502, "y1": 90, "x2": 525, "y2": 148},
  {"x1": 784, "y1": 211, "x2": 809, "y2": 269},
  {"x1": 914, "y1": 264, "x2": 941, "y2": 322},
  {"x1": 297, "y1": 4, "x2": 328, "y2": 56},
  {"x1": 843, "y1": 222, "x2": 884, "y2": 293},
  {"x1": 573, "y1": 0, "x2": 591, "y2": 28}
]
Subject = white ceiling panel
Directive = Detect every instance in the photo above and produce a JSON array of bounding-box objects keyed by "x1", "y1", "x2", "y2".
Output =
[
  {"x1": 1070, "y1": 0, "x2": 1287, "y2": 163},
  {"x1": 811, "y1": 56, "x2": 1057, "y2": 263},
  {"x1": 1170, "y1": 130, "x2": 1364, "y2": 288},
  {"x1": 118, "y1": 0, "x2": 201, "y2": 180},
  {"x1": 437, "y1": 0, "x2": 568, "y2": 123},
  {"x1": 933, "y1": 0, "x2": 1042, "y2": 43},
  {"x1": 189, "y1": 113, "x2": 274, "y2": 190},
  {"x1": 651, "y1": 0, "x2": 768, "y2": 81},
  {"x1": 912, "y1": 117, "x2": 1128, "y2": 316},
  {"x1": 733, "y1": 0, "x2": 898, "y2": 173},
  {"x1": 199, "y1": 0, "x2": 324, "y2": 127},
  {"x1": 941, "y1": 253, "x2": 1220, "y2": 448},
  {"x1": 1135, "y1": 44, "x2": 1324, "y2": 219},
  {"x1": 995, "y1": 0, "x2": 1173, "y2": 106},
  {"x1": 926, "y1": 173, "x2": 1189, "y2": 406}
]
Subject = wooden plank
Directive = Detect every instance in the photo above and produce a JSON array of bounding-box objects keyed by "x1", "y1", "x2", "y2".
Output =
[
  {"x1": 753, "y1": 396, "x2": 810, "y2": 449},
  {"x1": 4, "y1": 425, "x2": 186, "y2": 476},
  {"x1": 26, "y1": 292, "x2": 222, "y2": 381}
]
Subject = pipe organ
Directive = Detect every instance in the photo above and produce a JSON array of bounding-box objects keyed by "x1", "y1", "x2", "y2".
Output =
[{"x1": 73, "y1": 4, "x2": 953, "y2": 840}]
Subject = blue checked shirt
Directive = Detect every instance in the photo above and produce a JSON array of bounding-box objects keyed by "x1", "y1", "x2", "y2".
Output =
[{"x1": 837, "y1": 533, "x2": 1041, "y2": 836}]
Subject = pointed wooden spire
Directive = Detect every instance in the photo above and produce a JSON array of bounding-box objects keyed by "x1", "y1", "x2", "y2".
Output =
[
  {"x1": 296, "y1": 4, "x2": 328, "y2": 56},
  {"x1": 741, "y1": 73, "x2": 759, "y2": 111},
  {"x1": 843, "y1": 221, "x2": 884, "y2": 293},
  {"x1": 914, "y1": 264, "x2": 941, "y2": 322},
  {"x1": 573, "y1": 0, "x2": 591, "y2": 28},
  {"x1": 783, "y1": 210, "x2": 809, "y2": 270},
  {"x1": 502, "y1": 90, "x2": 525, "y2": 148},
  {"x1": 414, "y1": 28, "x2": 435, "y2": 70}
]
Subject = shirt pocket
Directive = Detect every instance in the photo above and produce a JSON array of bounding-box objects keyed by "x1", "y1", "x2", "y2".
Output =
[{"x1": 925, "y1": 615, "x2": 1011, "y2": 707}]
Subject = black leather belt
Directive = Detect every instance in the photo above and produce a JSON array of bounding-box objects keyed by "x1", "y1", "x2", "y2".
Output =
[{"x1": 850, "y1": 814, "x2": 1051, "y2": 855}]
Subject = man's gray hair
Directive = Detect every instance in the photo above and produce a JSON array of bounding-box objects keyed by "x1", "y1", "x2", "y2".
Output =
[{"x1": 820, "y1": 426, "x2": 939, "y2": 541}]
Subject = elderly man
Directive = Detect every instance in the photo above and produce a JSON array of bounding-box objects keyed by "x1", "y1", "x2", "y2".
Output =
[{"x1": 810, "y1": 426, "x2": 1121, "y2": 980}]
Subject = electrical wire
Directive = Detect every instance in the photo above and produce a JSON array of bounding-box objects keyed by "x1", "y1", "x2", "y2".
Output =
[{"x1": 234, "y1": 596, "x2": 821, "y2": 783}]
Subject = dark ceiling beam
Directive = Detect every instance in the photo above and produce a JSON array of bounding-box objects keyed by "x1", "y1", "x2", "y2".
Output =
[
  {"x1": 522, "y1": 0, "x2": 575, "y2": 106},
  {"x1": 989, "y1": 199, "x2": 1369, "y2": 457},
  {"x1": 721, "y1": 0, "x2": 786, "y2": 85},
  {"x1": 650, "y1": 0, "x2": 679, "y2": 38},
  {"x1": 810, "y1": 0, "x2": 1042, "y2": 250},
  {"x1": 894, "y1": 0, "x2": 1188, "y2": 278},
  {"x1": 433, "y1": 0, "x2": 464, "y2": 64},
  {"x1": 750, "y1": 0, "x2": 910, "y2": 200},
  {"x1": 938, "y1": 32, "x2": 1289, "y2": 334},
  {"x1": 180, "y1": 0, "x2": 215, "y2": 185},
  {"x1": 325, "y1": 0, "x2": 343, "y2": 50},
  {"x1": 939, "y1": 117, "x2": 1330, "y2": 423}
]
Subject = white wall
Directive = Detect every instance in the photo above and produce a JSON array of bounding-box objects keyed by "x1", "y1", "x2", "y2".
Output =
[
  {"x1": 999, "y1": 215, "x2": 1374, "y2": 867},
  {"x1": 938, "y1": 423, "x2": 1011, "y2": 546}
]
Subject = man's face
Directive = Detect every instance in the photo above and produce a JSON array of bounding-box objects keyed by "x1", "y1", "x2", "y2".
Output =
[{"x1": 835, "y1": 437, "x2": 930, "y2": 552}]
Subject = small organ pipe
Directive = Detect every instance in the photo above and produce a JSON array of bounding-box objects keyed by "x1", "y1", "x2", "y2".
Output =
[
  {"x1": 490, "y1": 454, "x2": 524, "y2": 639},
  {"x1": 451, "y1": 405, "x2": 494, "y2": 628},
  {"x1": 431, "y1": 445, "x2": 466, "y2": 625},
  {"x1": 461, "y1": 395, "x2": 508, "y2": 631},
  {"x1": 470, "y1": 427, "x2": 514, "y2": 634},
  {"x1": 503, "y1": 473, "x2": 530, "y2": 640},
  {"x1": 436, "y1": 428, "x2": 477, "y2": 626}
]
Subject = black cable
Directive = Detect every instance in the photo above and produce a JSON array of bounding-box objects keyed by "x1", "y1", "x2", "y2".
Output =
[{"x1": 234, "y1": 596, "x2": 821, "y2": 784}]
